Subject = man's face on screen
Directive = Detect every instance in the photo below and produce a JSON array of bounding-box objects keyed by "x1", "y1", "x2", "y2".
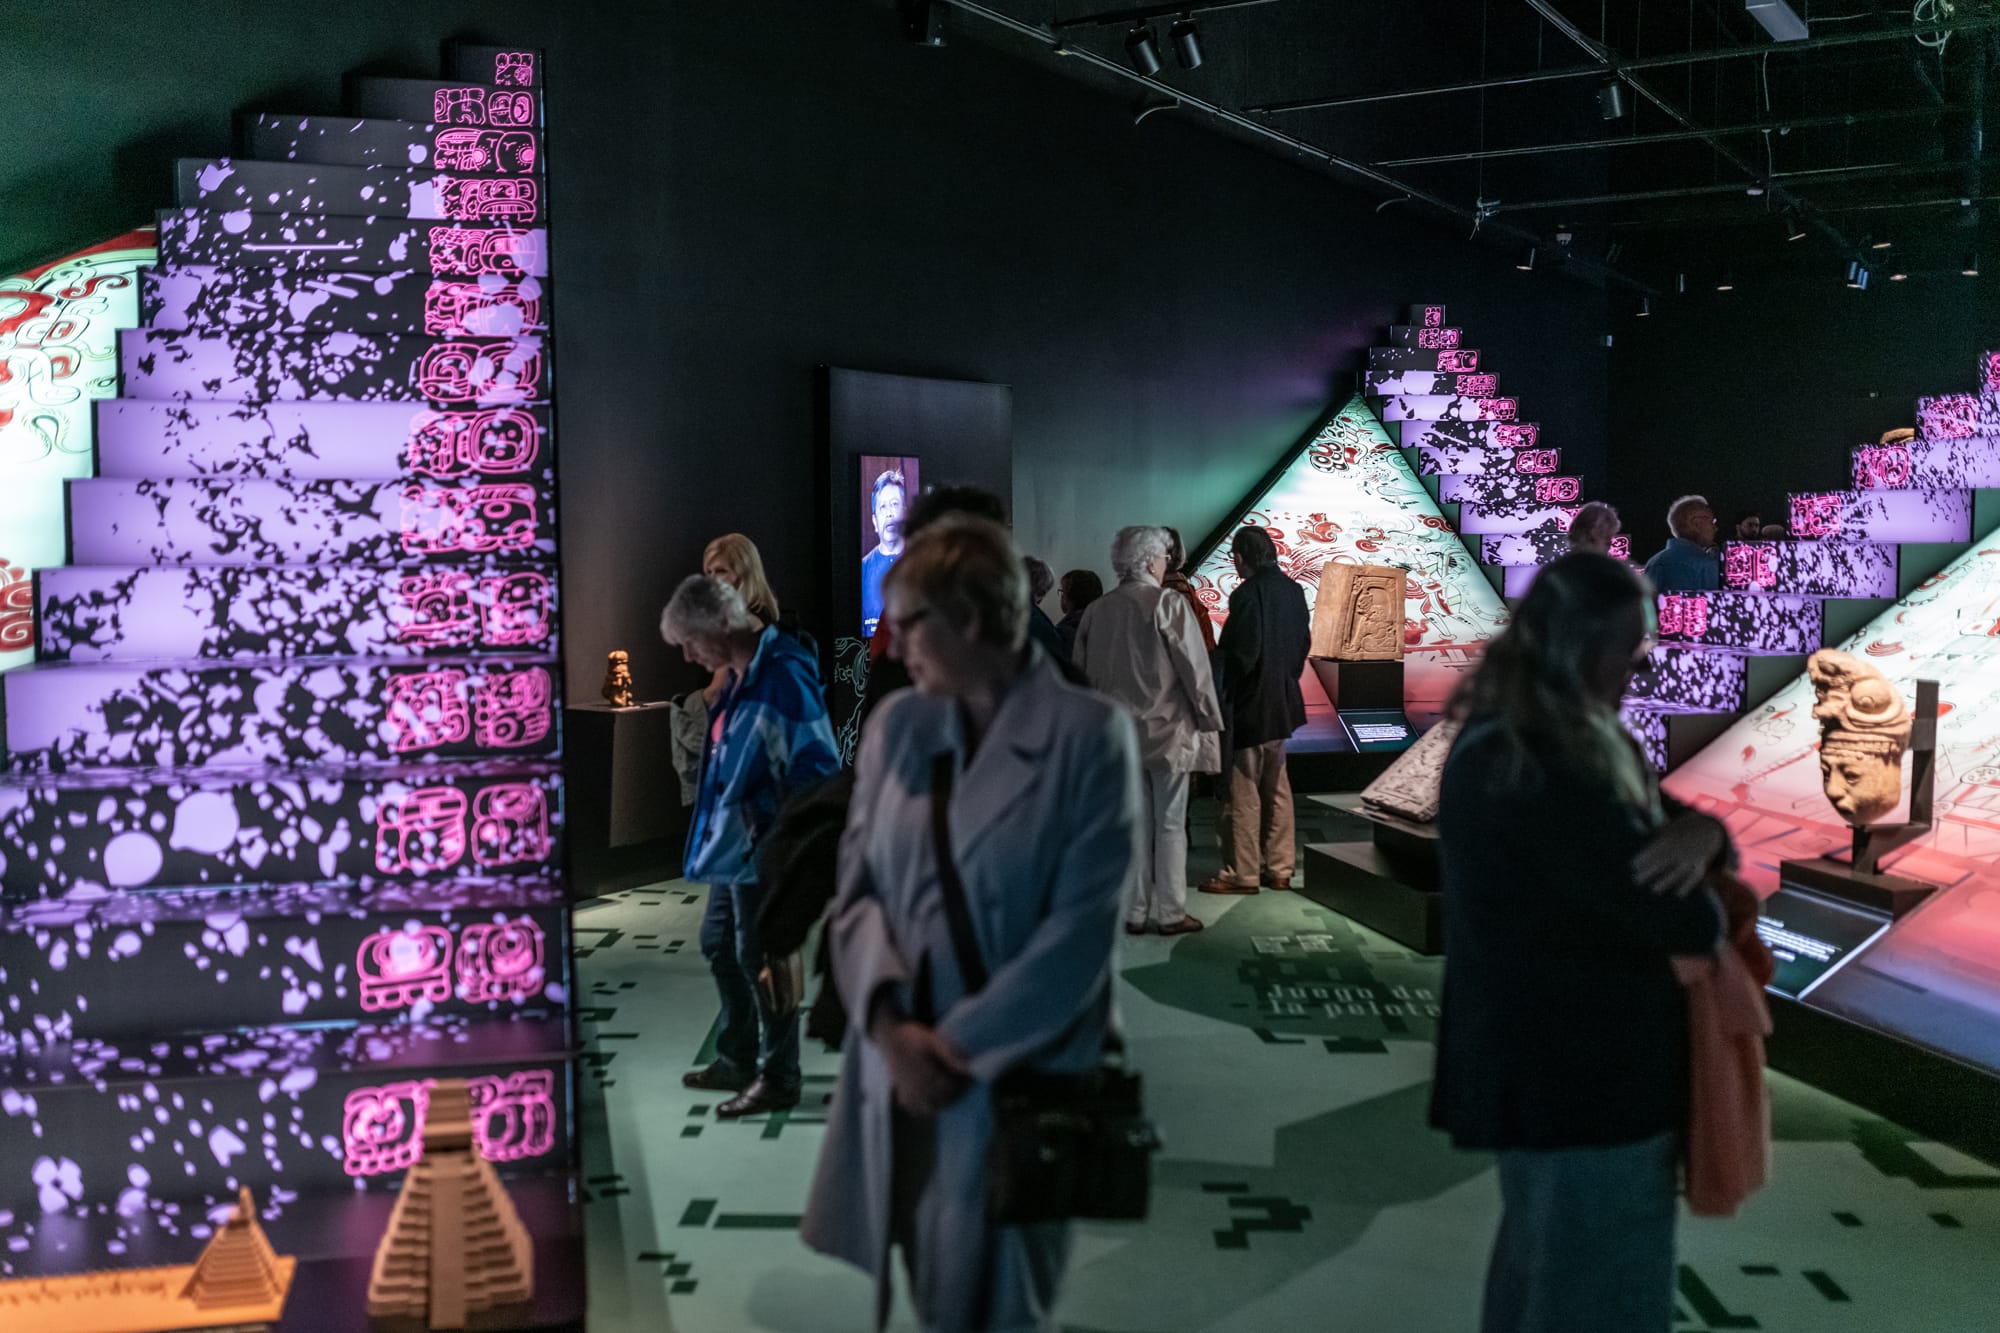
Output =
[{"x1": 874, "y1": 482, "x2": 906, "y2": 553}]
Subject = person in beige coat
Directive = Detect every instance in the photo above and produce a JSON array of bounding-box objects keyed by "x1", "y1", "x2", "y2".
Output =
[
  {"x1": 1073, "y1": 525, "x2": 1225, "y2": 935},
  {"x1": 801, "y1": 515, "x2": 1143, "y2": 1333}
]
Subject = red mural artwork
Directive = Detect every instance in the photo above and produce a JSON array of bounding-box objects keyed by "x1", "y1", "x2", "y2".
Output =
[{"x1": 0, "y1": 559, "x2": 32, "y2": 649}]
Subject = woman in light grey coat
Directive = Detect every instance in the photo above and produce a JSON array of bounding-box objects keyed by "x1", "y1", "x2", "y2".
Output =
[{"x1": 801, "y1": 516, "x2": 1144, "y2": 1333}]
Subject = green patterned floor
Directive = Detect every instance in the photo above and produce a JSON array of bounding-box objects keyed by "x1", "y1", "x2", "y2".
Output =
[{"x1": 575, "y1": 812, "x2": 2000, "y2": 1332}]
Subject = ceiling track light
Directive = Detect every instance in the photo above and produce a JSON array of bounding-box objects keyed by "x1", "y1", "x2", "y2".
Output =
[
  {"x1": 1169, "y1": 18, "x2": 1203, "y2": 70},
  {"x1": 1598, "y1": 78, "x2": 1628, "y2": 121},
  {"x1": 1866, "y1": 234, "x2": 1892, "y2": 251},
  {"x1": 1964, "y1": 252, "x2": 1982, "y2": 277},
  {"x1": 1846, "y1": 260, "x2": 1871, "y2": 290},
  {"x1": 1715, "y1": 268, "x2": 1736, "y2": 293},
  {"x1": 1124, "y1": 23, "x2": 1163, "y2": 77},
  {"x1": 1516, "y1": 245, "x2": 1538, "y2": 272},
  {"x1": 1674, "y1": 272, "x2": 1688, "y2": 295},
  {"x1": 1636, "y1": 296, "x2": 1653, "y2": 317},
  {"x1": 1783, "y1": 211, "x2": 1808, "y2": 242},
  {"x1": 1745, "y1": 181, "x2": 1766, "y2": 197}
]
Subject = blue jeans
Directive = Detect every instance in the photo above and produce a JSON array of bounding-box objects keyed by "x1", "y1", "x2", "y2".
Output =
[
  {"x1": 1484, "y1": 1132, "x2": 1678, "y2": 1333},
  {"x1": 699, "y1": 881, "x2": 801, "y2": 1094}
]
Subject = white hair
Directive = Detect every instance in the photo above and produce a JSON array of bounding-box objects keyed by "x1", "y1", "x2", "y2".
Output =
[
  {"x1": 1110, "y1": 525, "x2": 1172, "y2": 584},
  {"x1": 661, "y1": 574, "x2": 759, "y2": 647},
  {"x1": 1666, "y1": 494, "x2": 1711, "y2": 537}
]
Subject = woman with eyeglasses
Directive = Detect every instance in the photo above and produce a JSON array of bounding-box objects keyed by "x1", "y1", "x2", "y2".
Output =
[
  {"x1": 802, "y1": 514, "x2": 1143, "y2": 1332},
  {"x1": 1430, "y1": 552, "x2": 1730, "y2": 1333}
]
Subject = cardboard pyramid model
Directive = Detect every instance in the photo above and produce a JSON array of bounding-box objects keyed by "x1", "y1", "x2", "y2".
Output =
[
  {"x1": 367, "y1": 1079, "x2": 535, "y2": 1329},
  {"x1": 184, "y1": 1188, "x2": 293, "y2": 1310}
]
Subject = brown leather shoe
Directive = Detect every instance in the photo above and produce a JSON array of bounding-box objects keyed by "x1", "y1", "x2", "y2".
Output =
[
  {"x1": 716, "y1": 1076, "x2": 802, "y2": 1119},
  {"x1": 682, "y1": 1061, "x2": 750, "y2": 1094},
  {"x1": 1198, "y1": 876, "x2": 1258, "y2": 896},
  {"x1": 1264, "y1": 875, "x2": 1294, "y2": 891},
  {"x1": 1157, "y1": 915, "x2": 1205, "y2": 935}
]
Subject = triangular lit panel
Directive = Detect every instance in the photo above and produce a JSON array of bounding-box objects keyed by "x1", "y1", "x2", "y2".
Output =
[{"x1": 1188, "y1": 394, "x2": 1509, "y2": 711}]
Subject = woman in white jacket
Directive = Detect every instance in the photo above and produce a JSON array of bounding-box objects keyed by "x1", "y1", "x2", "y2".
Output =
[{"x1": 1072, "y1": 525, "x2": 1225, "y2": 935}]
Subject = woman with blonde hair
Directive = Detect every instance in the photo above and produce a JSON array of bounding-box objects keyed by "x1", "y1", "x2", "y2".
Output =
[
  {"x1": 703, "y1": 533, "x2": 780, "y2": 624},
  {"x1": 671, "y1": 534, "x2": 788, "y2": 806}
]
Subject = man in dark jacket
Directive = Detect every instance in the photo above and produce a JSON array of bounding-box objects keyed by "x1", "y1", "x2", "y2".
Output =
[{"x1": 1200, "y1": 525, "x2": 1311, "y2": 894}]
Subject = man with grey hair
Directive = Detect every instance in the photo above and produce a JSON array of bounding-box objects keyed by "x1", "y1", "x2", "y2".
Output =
[
  {"x1": 1074, "y1": 525, "x2": 1225, "y2": 934},
  {"x1": 663, "y1": 574, "x2": 839, "y2": 1118},
  {"x1": 1567, "y1": 501, "x2": 1622, "y2": 557},
  {"x1": 1641, "y1": 494, "x2": 1721, "y2": 593}
]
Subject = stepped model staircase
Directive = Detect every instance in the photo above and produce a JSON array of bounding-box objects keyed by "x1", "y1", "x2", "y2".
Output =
[{"x1": 0, "y1": 40, "x2": 581, "y2": 1323}]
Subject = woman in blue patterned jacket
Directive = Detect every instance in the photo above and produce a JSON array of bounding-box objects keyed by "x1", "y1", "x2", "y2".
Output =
[{"x1": 662, "y1": 574, "x2": 840, "y2": 1119}]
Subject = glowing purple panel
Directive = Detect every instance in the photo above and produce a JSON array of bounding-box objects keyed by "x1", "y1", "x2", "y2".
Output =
[
  {"x1": 1655, "y1": 591, "x2": 1821, "y2": 653},
  {"x1": 1627, "y1": 645, "x2": 1747, "y2": 713},
  {"x1": 2, "y1": 656, "x2": 560, "y2": 771},
  {"x1": 143, "y1": 266, "x2": 550, "y2": 338},
  {"x1": 1482, "y1": 528, "x2": 1631, "y2": 565},
  {"x1": 120, "y1": 329, "x2": 547, "y2": 404},
  {"x1": 37, "y1": 563, "x2": 558, "y2": 661},
  {"x1": 1367, "y1": 346, "x2": 1479, "y2": 372},
  {"x1": 245, "y1": 115, "x2": 543, "y2": 175},
  {"x1": 446, "y1": 45, "x2": 543, "y2": 87},
  {"x1": 1916, "y1": 392, "x2": 2000, "y2": 439},
  {"x1": 1386, "y1": 325, "x2": 1462, "y2": 349},
  {"x1": 177, "y1": 158, "x2": 543, "y2": 225},
  {"x1": 1412, "y1": 443, "x2": 1561, "y2": 477},
  {"x1": 155, "y1": 209, "x2": 549, "y2": 278},
  {"x1": 0, "y1": 1018, "x2": 568, "y2": 1208},
  {"x1": 1397, "y1": 420, "x2": 1541, "y2": 451},
  {"x1": 1364, "y1": 371, "x2": 1499, "y2": 397},
  {"x1": 1439, "y1": 474, "x2": 1582, "y2": 506},
  {"x1": 1, "y1": 883, "x2": 565, "y2": 1039},
  {"x1": 1722, "y1": 540, "x2": 1897, "y2": 596},
  {"x1": 1455, "y1": 498, "x2": 1581, "y2": 535},
  {"x1": 97, "y1": 400, "x2": 552, "y2": 481},
  {"x1": 1621, "y1": 705, "x2": 1669, "y2": 770},
  {"x1": 1986, "y1": 348, "x2": 2000, "y2": 392},
  {"x1": 1855, "y1": 440, "x2": 2000, "y2": 491},
  {"x1": 0, "y1": 762, "x2": 562, "y2": 898},
  {"x1": 69, "y1": 477, "x2": 557, "y2": 565},
  {"x1": 1375, "y1": 394, "x2": 1519, "y2": 423},
  {"x1": 1787, "y1": 488, "x2": 1972, "y2": 542},
  {"x1": 349, "y1": 77, "x2": 545, "y2": 128},
  {"x1": 1408, "y1": 304, "x2": 1447, "y2": 327}
]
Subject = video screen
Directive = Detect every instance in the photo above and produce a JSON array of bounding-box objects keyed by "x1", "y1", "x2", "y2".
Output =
[{"x1": 860, "y1": 454, "x2": 918, "y2": 638}]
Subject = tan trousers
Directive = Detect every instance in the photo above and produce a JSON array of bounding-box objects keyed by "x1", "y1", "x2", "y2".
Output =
[{"x1": 1216, "y1": 739, "x2": 1295, "y2": 887}]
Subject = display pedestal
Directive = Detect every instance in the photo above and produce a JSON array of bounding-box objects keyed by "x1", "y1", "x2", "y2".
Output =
[
  {"x1": 1779, "y1": 855, "x2": 1937, "y2": 918},
  {"x1": 1301, "y1": 794, "x2": 1443, "y2": 953},
  {"x1": 1309, "y1": 657, "x2": 1403, "y2": 710},
  {"x1": 564, "y1": 701, "x2": 686, "y2": 899}
]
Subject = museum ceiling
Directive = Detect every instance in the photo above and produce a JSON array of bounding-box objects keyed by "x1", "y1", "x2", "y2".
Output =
[{"x1": 889, "y1": 0, "x2": 2000, "y2": 291}]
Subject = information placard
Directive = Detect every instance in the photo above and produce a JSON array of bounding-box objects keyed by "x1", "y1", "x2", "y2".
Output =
[{"x1": 1756, "y1": 886, "x2": 1894, "y2": 999}]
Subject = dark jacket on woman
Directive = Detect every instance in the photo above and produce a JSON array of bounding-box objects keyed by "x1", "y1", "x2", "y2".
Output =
[
  {"x1": 1217, "y1": 563, "x2": 1311, "y2": 748},
  {"x1": 1429, "y1": 717, "x2": 1723, "y2": 1151}
]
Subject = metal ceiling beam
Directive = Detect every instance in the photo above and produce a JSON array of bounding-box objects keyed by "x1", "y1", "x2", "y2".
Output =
[
  {"x1": 1377, "y1": 103, "x2": 1969, "y2": 169},
  {"x1": 929, "y1": 0, "x2": 1657, "y2": 291},
  {"x1": 1248, "y1": 14, "x2": 2000, "y2": 116},
  {"x1": 1051, "y1": 0, "x2": 1289, "y2": 29},
  {"x1": 1518, "y1": 0, "x2": 1858, "y2": 256},
  {"x1": 1487, "y1": 157, "x2": 2000, "y2": 214}
]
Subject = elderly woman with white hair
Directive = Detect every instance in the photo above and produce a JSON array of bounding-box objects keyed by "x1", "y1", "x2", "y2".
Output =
[
  {"x1": 662, "y1": 574, "x2": 839, "y2": 1119},
  {"x1": 1073, "y1": 524, "x2": 1225, "y2": 935}
]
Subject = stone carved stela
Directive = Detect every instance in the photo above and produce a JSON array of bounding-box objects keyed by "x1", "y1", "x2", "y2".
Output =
[{"x1": 1311, "y1": 563, "x2": 1406, "y2": 660}]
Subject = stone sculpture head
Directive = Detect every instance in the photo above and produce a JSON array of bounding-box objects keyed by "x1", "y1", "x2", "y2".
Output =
[{"x1": 1808, "y1": 648, "x2": 1911, "y2": 826}]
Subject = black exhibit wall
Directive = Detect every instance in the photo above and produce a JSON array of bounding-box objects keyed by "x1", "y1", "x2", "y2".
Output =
[
  {"x1": 1608, "y1": 275, "x2": 1997, "y2": 561},
  {"x1": 3, "y1": 0, "x2": 1611, "y2": 700}
]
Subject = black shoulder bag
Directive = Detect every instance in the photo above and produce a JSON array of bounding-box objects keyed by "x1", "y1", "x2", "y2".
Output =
[{"x1": 927, "y1": 753, "x2": 1159, "y2": 1224}]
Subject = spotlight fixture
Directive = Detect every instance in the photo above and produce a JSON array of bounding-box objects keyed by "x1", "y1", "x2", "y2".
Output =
[
  {"x1": 1675, "y1": 272, "x2": 1688, "y2": 295},
  {"x1": 1170, "y1": 18, "x2": 1203, "y2": 70},
  {"x1": 1867, "y1": 234, "x2": 1892, "y2": 250},
  {"x1": 1636, "y1": 296, "x2": 1653, "y2": 317},
  {"x1": 1745, "y1": 181, "x2": 1766, "y2": 197},
  {"x1": 1715, "y1": 268, "x2": 1736, "y2": 292},
  {"x1": 1746, "y1": 0, "x2": 1810, "y2": 43},
  {"x1": 1125, "y1": 23, "x2": 1163, "y2": 76},
  {"x1": 1846, "y1": 260, "x2": 1871, "y2": 290},
  {"x1": 1515, "y1": 246, "x2": 1538, "y2": 272},
  {"x1": 1962, "y1": 252, "x2": 1981, "y2": 277},
  {"x1": 1888, "y1": 269, "x2": 1908, "y2": 282},
  {"x1": 1783, "y1": 211, "x2": 1808, "y2": 242},
  {"x1": 1598, "y1": 79, "x2": 1628, "y2": 120},
  {"x1": 899, "y1": 0, "x2": 946, "y2": 47}
]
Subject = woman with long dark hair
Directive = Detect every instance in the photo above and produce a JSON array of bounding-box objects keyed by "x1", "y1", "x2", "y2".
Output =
[{"x1": 1431, "y1": 553, "x2": 1729, "y2": 1333}]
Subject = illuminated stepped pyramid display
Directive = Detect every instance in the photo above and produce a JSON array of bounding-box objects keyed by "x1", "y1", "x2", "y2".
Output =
[
  {"x1": 1183, "y1": 386, "x2": 1511, "y2": 728},
  {"x1": 0, "y1": 40, "x2": 582, "y2": 1322},
  {"x1": 1618, "y1": 357, "x2": 2000, "y2": 772},
  {"x1": 1658, "y1": 352, "x2": 2000, "y2": 1153}
]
